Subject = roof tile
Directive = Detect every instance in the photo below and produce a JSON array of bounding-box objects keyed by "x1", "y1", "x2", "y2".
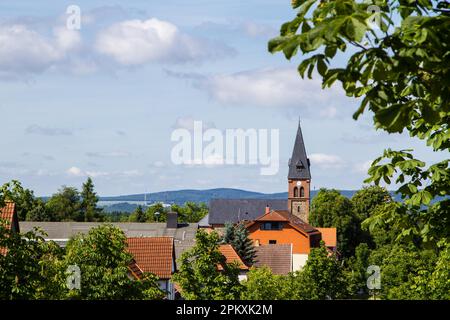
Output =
[{"x1": 126, "y1": 237, "x2": 174, "y2": 279}]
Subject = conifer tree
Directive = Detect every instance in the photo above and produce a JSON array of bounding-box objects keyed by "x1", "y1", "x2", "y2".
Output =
[{"x1": 81, "y1": 177, "x2": 103, "y2": 222}]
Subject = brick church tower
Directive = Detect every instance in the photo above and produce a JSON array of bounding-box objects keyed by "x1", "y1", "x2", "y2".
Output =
[{"x1": 288, "y1": 121, "x2": 311, "y2": 223}]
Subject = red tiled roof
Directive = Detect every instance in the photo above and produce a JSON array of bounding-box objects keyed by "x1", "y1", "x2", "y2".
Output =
[
  {"x1": 218, "y1": 244, "x2": 248, "y2": 271},
  {"x1": 0, "y1": 201, "x2": 16, "y2": 256},
  {"x1": 317, "y1": 228, "x2": 337, "y2": 247},
  {"x1": 126, "y1": 237, "x2": 175, "y2": 279},
  {"x1": 254, "y1": 244, "x2": 292, "y2": 275},
  {"x1": 0, "y1": 201, "x2": 15, "y2": 230}
]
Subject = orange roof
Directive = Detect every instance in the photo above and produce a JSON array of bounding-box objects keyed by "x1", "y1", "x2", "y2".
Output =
[
  {"x1": 0, "y1": 201, "x2": 17, "y2": 256},
  {"x1": 246, "y1": 209, "x2": 318, "y2": 236},
  {"x1": 218, "y1": 244, "x2": 248, "y2": 271},
  {"x1": 256, "y1": 210, "x2": 289, "y2": 222},
  {"x1": 126, "y1": 237, "x2": 175, "y2": 279},
  {"x1": 0, "y1": 201, "x2": 16, "y2": 230},
  {"x1": 317, "y1": 228, "x2": 337, "y2": 247}
]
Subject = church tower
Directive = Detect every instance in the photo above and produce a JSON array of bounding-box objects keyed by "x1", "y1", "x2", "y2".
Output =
[{"x1": 288, "y1": 121, "x2": 311, "y2": 223}]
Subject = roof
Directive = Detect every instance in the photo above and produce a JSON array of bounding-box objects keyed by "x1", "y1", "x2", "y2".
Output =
[
  {"x1": 288, "y1": 121, "x2": 311, "y2": 180},
  {"x1": 19, "y1": 222, "x2": 197, "y2": 260},
  {"x1": 198, "y1": 214, "x2": 210, "y2": 227},
  {"x1": 208, "y1": 199, "x2": 287, "y2": 225},
  {"x1": 254, "y1": 244, "x2": 292, "y2": 275},
  {"x1": 127, "y1": 237, "x2": 175, "y2": 279},
  {"x1": 317, "y1": 228, "x2": 337, "y2": 247},
  {"x1": 0, "y1": 201, "x2": 18, "y2": 255},
  {"x1": 218, "y1": 244, "x2": 248, "y2": 271},
  {"x1": 247, "y1": 210, "x2": 318, "y2": 235},
  {"x1": 0, "y1": 201, "x2": 16, "y2": 230}
]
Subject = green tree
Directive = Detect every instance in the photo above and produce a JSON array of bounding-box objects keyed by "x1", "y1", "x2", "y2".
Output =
[
  {"x1": 145, "y1": 203, "x2": 166, "y2": 222},
  {"x1": 368, "y1": 243, "x2": 437, "y2": 300},
  {"x1": 46, "y1": 186, "x2": 82, "y2": 221},
  {"x1": 0, "y1": 225, "x2": 66, "y2": 299},
  {"x1": 129, "y1": 205, "x2": 147, "y2": 223},
  {"x1": 64, "y1": 224, "x2": 163, "y2": 300},
  {"x1": 1, "y1": 180, "x2": 39, "y2": 221},
  {"x1": 222, "y1": 222, "x2": 256, "y2": 267},
  {"x1": 291, "y1": 242, "x2": 350, "y2": 300},
  {"x1": 345, "y1": 243, "x2": 372, "y2": 296},
  {"x1": 25, "y1": 198, "x2": 51, "y2": 221},
  {"x1": 310, "y1": 188, "x2": 359, "y2": 257},
  {"x1": 222, "y1": 222, "x2": 236, "y2": 244},
  {"x1": 241, "y1": 267, "x2": 288, "y2": 300},
  {"x1": 351, "y1": 186, "x2": 392, "y2": 222},
  {"x1": 269, "y1": 0, "x2": 449, "y2": 250},
  {"x1": 80, "y1": 177, "x2": 104, "y2": 222},
  {"x1": 172, "y1": 229, "x2": 242, "y2": 300}
]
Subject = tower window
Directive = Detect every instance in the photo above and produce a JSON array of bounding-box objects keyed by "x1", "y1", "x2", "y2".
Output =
[
  {"x1": 297, "y1": 206, "x2": 301, "y2": 212},
  {"x1": 293, "y1": 187, "x2": 298, "y2": 197},
  {"x1": 300, "y1": 186, "x2": 305, "y2": 197}
]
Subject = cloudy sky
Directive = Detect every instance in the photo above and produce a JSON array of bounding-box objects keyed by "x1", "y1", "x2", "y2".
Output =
[{"x1": 0, "y1": 1, "x2": 442, "y2": 196}]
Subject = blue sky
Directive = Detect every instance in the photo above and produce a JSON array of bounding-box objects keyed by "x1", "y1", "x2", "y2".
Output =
[{"x1": 0, "y1": 1, "x2": 444, "y2": 196}]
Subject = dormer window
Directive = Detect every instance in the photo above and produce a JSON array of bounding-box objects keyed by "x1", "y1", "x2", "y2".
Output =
[
  {"x1": 296, "y1": 160, "x2": 304, "y2": 170},
  {"x1": 260, "y1": 222, "x2": 283, "y2": 230}
]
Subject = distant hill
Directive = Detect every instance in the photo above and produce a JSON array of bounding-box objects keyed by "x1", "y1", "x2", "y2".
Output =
[{"x1": 99, "y1": 188, "x2": 401, "y2": 205}]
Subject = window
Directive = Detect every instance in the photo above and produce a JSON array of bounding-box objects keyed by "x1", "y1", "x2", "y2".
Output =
[
  {"x1": 260, "y1": 222, "x2": 283, "y2": 230},
  {"x1": 293, "y1": 186, "x2": 298, "y2": 197},
  {"x1": 269, "y1": 240, "x2": 277, "y2": 245},
  {"x1": 300, "y1": 186, "x2": 305, "y2": 197}
]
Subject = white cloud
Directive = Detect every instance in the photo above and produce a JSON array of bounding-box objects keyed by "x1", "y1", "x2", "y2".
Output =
[
  {"x1": 95, "y1": 18, "x2": 234, "y2": 65},
  {"x1": 353, "y1": 160, "x2": 372, "y2": 173},
  {"x1": 169, "y1": 67, "x2": 350, "y2": 117},
  {"x1": 309, "y1": 153, "x2": 345, "y2": 169},
  {"x1": 240, "y1": 21, "x2": 276, "y2": 38},
  {"x1": 67, "y1": 166, "x2": 84, "y2": 177},
  {"x1": 66, "y1": 167, "x2": 142, "y2": 178},
  {"x1": 0, "y1": 24, "x2": 81, "y2": 77}
]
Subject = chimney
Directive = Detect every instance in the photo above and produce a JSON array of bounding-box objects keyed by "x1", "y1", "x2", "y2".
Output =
[
  {"x1": 166, "y1": 212, "x2": 178, "y2": 229},
  {"x1": 265, "y1": 205, "x2": 270, "y2": 214}
]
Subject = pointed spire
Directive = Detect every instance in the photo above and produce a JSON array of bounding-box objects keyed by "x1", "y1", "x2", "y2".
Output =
[{"x1": 288, "y1": 120, "x2": 311, "y2": 180}]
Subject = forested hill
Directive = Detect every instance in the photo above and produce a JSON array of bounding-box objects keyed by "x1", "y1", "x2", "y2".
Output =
[{"x1": 98, "y1": 188, "x2": 402, "y2": 205}]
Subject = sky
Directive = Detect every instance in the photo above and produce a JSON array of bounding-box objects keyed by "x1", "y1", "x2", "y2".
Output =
[{"x1": 0, "y1": 1, "x2": 444, "y2": 196}]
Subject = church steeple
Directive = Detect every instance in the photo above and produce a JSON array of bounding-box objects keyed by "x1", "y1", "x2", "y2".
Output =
[
  {"x1": 288, "y1": 120, "x2": 311, "y2": 180},
  {"x1": 287, "y1": 120, "x2": 311, "y2": 223}
]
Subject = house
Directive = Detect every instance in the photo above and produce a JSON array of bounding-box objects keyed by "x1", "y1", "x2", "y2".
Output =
[
  {"x1": 253, "y1": 244, "x2": 292, "y2": 275},
  {"x1": 20, "y1": 212, "x2": 197, "y2": 261},
  {"x1": 246, "y1": 208, "x2": 322, "y2": 270},
  {"x1": 218, "y1": 244, "x2": 249, "y2": 281},
  {"x1": 127, "y1": 237, "x2": 176, "y2": 300},
  {"x1": 200, "y1": 121, "x2": 337, "y2": 271},
  {"x1": 0, "y1": 201, "x2": 20, "y2": 256}
]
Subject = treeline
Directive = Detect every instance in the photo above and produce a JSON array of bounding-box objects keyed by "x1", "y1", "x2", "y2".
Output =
[
  {"x1": 109, "y1": 202, "x2": 208, "y2": 223},
  {"x1": 308, "y1": 186, "x2": 449, "y2": 299},
  {"x1": 0, "y1": 180, "x2": 208, "y2": 223}
]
